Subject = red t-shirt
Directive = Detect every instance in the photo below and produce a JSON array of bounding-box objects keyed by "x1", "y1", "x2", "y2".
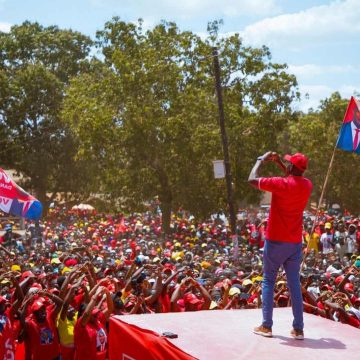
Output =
[
  {"x1": 159, "y1": 293, "x2": 171, "y2": 313},
  {"x1": 0, "y1": 309, "x2": 15, "y2": 360},
  {"x1": 347, "y1": 315, "x2": 360, "y2": 328},
  {"x1": 258, "y1": 175, "x2": 312, "y2": 243},
  {"x1": 25, "y1": 305, "x2": 60, "y2": 360},
  {"x1": 72, "y1": 293, "x2": 85, "y2": 311},
  {"x1": 74, "y1": 312, "x2": 107, "y2": 360}
]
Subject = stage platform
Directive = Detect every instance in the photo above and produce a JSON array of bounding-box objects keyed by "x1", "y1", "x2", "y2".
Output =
[{"x1": 118, "y1": 308, "x2": 360, "y2": 360}]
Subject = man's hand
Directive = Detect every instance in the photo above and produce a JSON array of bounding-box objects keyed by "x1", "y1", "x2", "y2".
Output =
[
  {"x1": 258, "y1": 151, "x2": 287, "y2": 174},
  {"x1": 258, "y1": 152, "x2": 281, "y2": 162},
  {"x1": 269, "y1": 152, "x2": 281, "y2": 163},
  {"x1": 257, "y1": 151, "x2": 273, "y2": 161}
]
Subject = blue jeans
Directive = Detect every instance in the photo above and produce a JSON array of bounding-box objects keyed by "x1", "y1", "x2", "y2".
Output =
[{"x1": 262, "y1": 240, "x2": 303, "y2": 330}]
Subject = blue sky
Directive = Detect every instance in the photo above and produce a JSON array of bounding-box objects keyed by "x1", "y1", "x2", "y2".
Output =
[{"x1": 1, "y1": 0, "x2": 359, "y2": 112}]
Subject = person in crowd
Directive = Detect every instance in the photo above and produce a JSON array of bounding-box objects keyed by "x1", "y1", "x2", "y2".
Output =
[
  {"x1": 74, "y1": 285, "x2": 113, "y2": 360},
  {"x1": 21, "y1": 289, "x2": 63, "y2": 360},
  {"x1": 0, "y1": 203, "x2": 358, "y2": 359},
  {"x1": 321, "y1": 223, "x2": 334, "y2": 255}
]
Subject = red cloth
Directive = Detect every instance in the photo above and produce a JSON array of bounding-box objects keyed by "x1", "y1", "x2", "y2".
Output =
[
  {"x1": 72, "y1": 293, "x2": 85, "y2": 311},
  {"x1": 60, "y1": 344, "x2": 75, "y2": 360},
  {"x1": 0, "y1": 310, "x2": 16, "y2": 360},
  {"x1": 109, "y1": 317, "x2": 198, "y2": 360},
  {"x1": 347, "y1": 315, "x2": 360, "y2": 328},
  {"x1": 25, "y1": 306, "x2": 60, "y2": 360},
  {"x1": 258, "y1": 175, "x2": 312, "y2": 243},
  {"x1": 74, "y1": 312, "x2": 107, "y2": 360},
  {"x1": 15, "y1": 342, "x2": 25, "y2": 360},
  {"x1": 65, "y1": 259, "x2": 78, "y2": 267},
  {"x1": 160, "y1": 293, "x2": 171, "y2": 313}
]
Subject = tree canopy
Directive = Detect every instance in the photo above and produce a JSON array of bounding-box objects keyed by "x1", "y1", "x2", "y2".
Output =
[
  {"x1": 0, "y1": 19, "x2": 357, "y2": 228},
  {"x1": 62, "y1": 18, "x2": 299, "y2": 231},
  {"x1": 0, "y1": 21, "x2": 96, "y2": 208}
]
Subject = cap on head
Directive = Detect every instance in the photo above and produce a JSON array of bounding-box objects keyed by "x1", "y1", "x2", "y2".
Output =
[
  {"x1": 183, "y1": 293, "x2": 202, "y2": 305},
  {"x1": 229, "y1": 287, "x2": 241, "y2": 297},
  {"x1": 324, "y1": 222, "x2": 332, "y2": 230},
  {"x1": 284, "y1": 153, "x2": 308, "y2": 172},
  {"x1": 31, "y1": 300, "x2": 45, "y2": 313}
]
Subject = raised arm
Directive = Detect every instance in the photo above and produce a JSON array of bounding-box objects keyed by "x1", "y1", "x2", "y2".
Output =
[
  {"x1": 248, "y1": 152, "x2": 286, "y2": 187},
  {"x1": 80, "y1": 287, "x2": 103, "y2": 327}
]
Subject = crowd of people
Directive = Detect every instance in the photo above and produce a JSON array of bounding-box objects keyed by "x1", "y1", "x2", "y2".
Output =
[{"x1": 0, "y1": 206, "x2": 359, "y2": 359}]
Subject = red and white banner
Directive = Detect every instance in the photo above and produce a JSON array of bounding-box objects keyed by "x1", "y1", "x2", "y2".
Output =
[
  {"x1": 0, "y1": 168, "x2": 42, "y2": 220},
  {"x1": 109, "y1": 317, "x2": 198, "y2": 360}
]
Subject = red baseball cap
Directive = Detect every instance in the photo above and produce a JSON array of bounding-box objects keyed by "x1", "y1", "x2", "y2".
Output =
[
  {"x1": 344, "y1": 283, "x2": 354, "y2": 292},
  {"x1": 21, "y1": 271, "x2": 36, "y2": 281},
  {"x1": 31, "y1": 283, "x2": 43, "y2": 290},
  {"x1": 183, "y1": 293, "x2": 202, "y2": 305},
  {"x1": 31, "y1": 300, "x2": 45, "y2": 313},
  {"x1": 284, "y1": 153, "x2": 308, "y2": 172},
  {"x1": 335, "y1": 275, "x2": 344, "y2": 285}
]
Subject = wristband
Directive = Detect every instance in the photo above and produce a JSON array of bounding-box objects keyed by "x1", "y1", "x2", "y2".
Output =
[{"x1": 257, "y1": 157, "x2": 264, "y2": 161}]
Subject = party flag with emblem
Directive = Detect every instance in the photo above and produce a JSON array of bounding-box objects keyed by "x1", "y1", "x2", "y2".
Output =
[
  {"x1": 0, "y1": 168, "x2": 42, "y2": 220},
  {"x1": 336, "y1": 96, "x2": 360, "y2": 154}
]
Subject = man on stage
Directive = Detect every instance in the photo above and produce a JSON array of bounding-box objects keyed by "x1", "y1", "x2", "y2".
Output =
[{"x1": 248, "y1": 152, "x2": 312, "y2": 340}]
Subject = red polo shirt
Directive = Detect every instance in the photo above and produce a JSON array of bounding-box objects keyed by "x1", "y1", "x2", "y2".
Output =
[
  {"x1": 74, "y1": 312, "x2": 107, "y2": 360},
  {"x1": 258, "y1": 175, "x2": 312, "y2": 243},
  {"x1": 25, "y1": 305, "x2": 60, "y2": 360}
]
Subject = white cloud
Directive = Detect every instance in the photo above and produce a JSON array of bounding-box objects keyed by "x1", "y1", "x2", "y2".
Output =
[
  {"x1": 288, "y1": 64, "x2": 360, "y2": 78},
  {"x1": 89, "y1": 0, "x2": 280, "y2": 19},
  {"x1": 340, "y1": 84, "x2": 360, "y2": 95},
  {"x1": 241, "y1": 0, "x2": 360, "y2": 48},
  {"x1": 296, "y1": 84, "x2": 332, "y2": 111},
  {"x1": 128, "y1": 17, "x2": 157, "y2": 32},
  {"x1": 167, "y1": 0, "x2": 280, "y2": 18},
  {"x1": 296, "y1": 83, "x2": 359, "y2": 112},
  {"x1": 0, "y1": 22, "x2": 11, "y2": 32}
]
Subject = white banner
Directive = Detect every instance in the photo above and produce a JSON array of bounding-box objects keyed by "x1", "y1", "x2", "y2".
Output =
[
  {"x1": 0, "y1": 196, "x2": 12, "y2": 213},
  {"x1": 212, "y1": 160, "x2": 225, "y2": 179}
]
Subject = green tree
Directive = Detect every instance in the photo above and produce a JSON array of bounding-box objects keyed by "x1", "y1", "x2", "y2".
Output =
[
  {"x1": 287, "y1": 92, "x2": 359, "y2": 210},
  {"x1": 63, "y1": 18, "x2": 299, "y2": 232},
  {"x1": 205, "y1": 21, "x2": 299, "y2": 206},
  {"x1": 0, "y1": 21, "x2": 95, "y2": 210}
]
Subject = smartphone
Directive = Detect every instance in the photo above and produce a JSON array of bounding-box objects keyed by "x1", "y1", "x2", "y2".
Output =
[{"x1": 162, "y1": 332, "x2": 178, "y2": 339}]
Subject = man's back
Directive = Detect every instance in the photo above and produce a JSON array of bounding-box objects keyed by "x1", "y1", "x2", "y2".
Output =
[{"x1": 259, "y1": 175, "x2": 312, "y2": 243}]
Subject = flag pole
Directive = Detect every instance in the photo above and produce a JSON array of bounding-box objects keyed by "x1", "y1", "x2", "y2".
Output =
[
  {"x1": 304, "y1": 97, "x2": 356, "y2": 255},
  {"x1": 304, "y1": 143, "x2": 337, "y2": 256}
]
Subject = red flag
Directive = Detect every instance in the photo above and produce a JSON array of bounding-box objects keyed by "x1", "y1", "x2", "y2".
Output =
[
  {"x1": 109, "y1": 317, "x2": 198, "y2": 360},
  {"x1": 336, "y1": 97, "x2": 360, "y2": 153},
  {"x1": 115, "y1": 217, "x2": 126, "y2": 235},
  {"x1": 0, "y1": 168, "x2": 42, "y2": 219}
]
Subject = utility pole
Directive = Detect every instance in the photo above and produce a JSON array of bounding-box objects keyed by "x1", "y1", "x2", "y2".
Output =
[{"x1": 212, "y1": 47, "x2": 237, "y2": 246}]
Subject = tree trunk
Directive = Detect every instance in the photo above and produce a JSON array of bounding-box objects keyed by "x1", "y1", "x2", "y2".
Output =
[
  {"x1": 160, "y1": 197, "x2": 172, "y2": 235},
  {"x1": 154, "y1": 164, "x2": 173, "y2": 235},
  {"x1": 36, "y1": 187, "x2": 49, "y2": 217}
]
